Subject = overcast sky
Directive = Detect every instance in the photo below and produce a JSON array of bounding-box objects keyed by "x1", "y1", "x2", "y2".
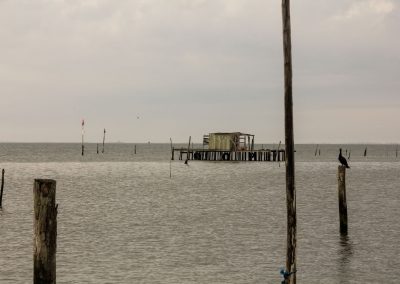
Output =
[{"x1": 0, "y1": 0, "x2": 399, "y2": 143}]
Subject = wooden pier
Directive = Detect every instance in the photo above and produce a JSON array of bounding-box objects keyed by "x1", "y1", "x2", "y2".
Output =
[{"x1": 172, "y1": 148, "x2": 285, "y2": 162}]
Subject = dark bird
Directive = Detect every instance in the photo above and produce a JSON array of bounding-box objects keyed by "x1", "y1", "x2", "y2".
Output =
[{"x1": 338, "y1": 148, "x2": 350, "y2": 168}]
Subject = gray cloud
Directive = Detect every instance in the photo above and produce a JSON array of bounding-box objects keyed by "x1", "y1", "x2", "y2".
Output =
[{"x1": 0, "y1": 0, "x2": 398, "y2": 143}]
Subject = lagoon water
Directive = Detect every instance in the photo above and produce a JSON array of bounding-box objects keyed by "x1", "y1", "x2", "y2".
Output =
[{"x1": 0, "y1": 143, "x2": 399, "y2": 283}]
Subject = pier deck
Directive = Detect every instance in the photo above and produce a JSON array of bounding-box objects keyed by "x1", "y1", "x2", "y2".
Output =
[{"x1": 172, "y1": 148, "x2": 285, "y2": 162}]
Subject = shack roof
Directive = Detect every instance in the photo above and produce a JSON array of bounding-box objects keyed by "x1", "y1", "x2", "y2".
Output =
[{"x1": 210, "y1": 132, "x2": 254, "y2": 136}]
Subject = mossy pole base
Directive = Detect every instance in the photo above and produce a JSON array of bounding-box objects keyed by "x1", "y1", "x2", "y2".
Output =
[
  {"x1": 34, "y1": 179, "x2": 57, "y2": 284},
  {"x1": 338, "y1": 166, "x2": 348, "y2": 235}
]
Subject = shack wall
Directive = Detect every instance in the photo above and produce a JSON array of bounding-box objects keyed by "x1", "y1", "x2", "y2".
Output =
[{"x1": 208, "y1": 133, "x2": 235, "y2": 150}]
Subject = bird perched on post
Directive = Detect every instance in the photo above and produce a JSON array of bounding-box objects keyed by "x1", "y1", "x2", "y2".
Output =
[{"x1": 338, "y1": 148, "x2": 350, "y2": 168}]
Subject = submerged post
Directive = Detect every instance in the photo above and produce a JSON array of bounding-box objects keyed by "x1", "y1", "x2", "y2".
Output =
[
  {"x1": 0, "y1": 169, "x2": 5, "y2": 208},
  {"x1": 282, "y1": 0, "x2": 296, "y2": 283},
  {"x1": 338, "y1": 166, "x2": 348, "y2": 235},
  {"x1": 34, "y1": 179, "x2": 57, "y2": 284},
  {"x1": 134, "y1": 145, "x2": 137, "y2": 154}
]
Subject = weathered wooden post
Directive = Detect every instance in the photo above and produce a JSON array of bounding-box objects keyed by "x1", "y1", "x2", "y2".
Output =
[
  {"x1": 282, "y1": 0, "x2": 296, "y2": 282},
  {"x1": 96, "y1": 143, "x2": 99, "y2": 154},
  {"x1": 170, "y1": 138, "x2": 173, "y2": 178},
  {"x1": 81, "y1": 119, "x2": 85, "y2": 156},
  {"x1": 338, "y1": 166, "x2": 348, "y2": 235},
  {"x1": 0, "y1": 169, "x2": 5, "y2": 208},
  {"x1": 34, "y1": 179, "x2": 57, "y2": 284},
  {"x1": 134, "y1": 145, "x2": 137, "y2": 154},
  {"x1": 170, "y1": 138, "x2": 174, "y2": 160},
  {"x1": 185, "y1": 136, "x2": 191, "y2": 163},
  {"x1": 102, "y1": 128, "x2": 106, "y2": 153}
]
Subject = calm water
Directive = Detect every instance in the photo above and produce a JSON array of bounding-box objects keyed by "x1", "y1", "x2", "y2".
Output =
[{"x1": 0, "y1": 143, "x2": 399, "y2": 283}]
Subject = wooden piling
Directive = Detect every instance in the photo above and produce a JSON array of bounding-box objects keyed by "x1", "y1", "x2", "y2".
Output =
[
  {"x1": 338, "y1": 166, "x2": 348, "y2": 235},
  {"x1": 102, "y1": 128, "x2": 106, "y2": 153},
  {"x1": 134, "y1": 145, "x2": 137, "y2": 155},
  {"x1": 96, "y1": 143, "x2": 99, "y2": 154},
  {"x1": 186, "y1": 136, "x2": 191, "y2": 163},
  {"x1": 0, "y1": 169, "x2": 4, "y2": 208},
  {"x1": 282, "y1": 0, "x2": 296, "y2": 282},
  {"x1": 170, "y1": 139, "x2": 174, "y2": 160},
  {"x1": 34, "y1": 179, "x2": 57, "y2": 284},
  {"x1": 81, "y1": 119, "x2": 85, "y2": 156}
]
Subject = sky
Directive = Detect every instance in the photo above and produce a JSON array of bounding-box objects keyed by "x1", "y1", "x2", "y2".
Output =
[{"x1": 0, "y1": 0, "x2": 399, "y2": 143}]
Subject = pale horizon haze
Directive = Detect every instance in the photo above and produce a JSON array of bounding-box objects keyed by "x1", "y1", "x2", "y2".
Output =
[{"x1": 0, "y1": 0, "x2": 399, "y2": 144}]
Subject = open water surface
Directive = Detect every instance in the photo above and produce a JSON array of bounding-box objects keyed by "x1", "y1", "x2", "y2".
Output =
[{"x1": 0, "y1": 143, "x2": 399, "y2": 283}]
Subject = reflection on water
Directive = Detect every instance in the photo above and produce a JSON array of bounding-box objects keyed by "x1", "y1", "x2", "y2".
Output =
[{"x1": 338, "y1": 234, "x2": 354, "y2": 283}]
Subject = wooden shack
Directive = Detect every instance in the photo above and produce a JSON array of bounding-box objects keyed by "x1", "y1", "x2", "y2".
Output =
[
  {"x1": 172, "y1": 132, "x2": 285, "y2": 162},
  {"x1": 205, "y1": 132, "x2": 255, "y2": 151}
]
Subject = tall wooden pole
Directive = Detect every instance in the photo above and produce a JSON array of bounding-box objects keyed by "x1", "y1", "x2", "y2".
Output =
[
  {"x1": 34, "y1": 179, "x2": 57, "y2": 284},
  {"x1": 102, "y1": 128, "x2": 106, "y2": 154},
  {"x1": 282, "y1": 0, "x2": 296, "y2": 283},
  {"x1": 0, "y1": 169, "x2": 5, "y2": 208}
]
